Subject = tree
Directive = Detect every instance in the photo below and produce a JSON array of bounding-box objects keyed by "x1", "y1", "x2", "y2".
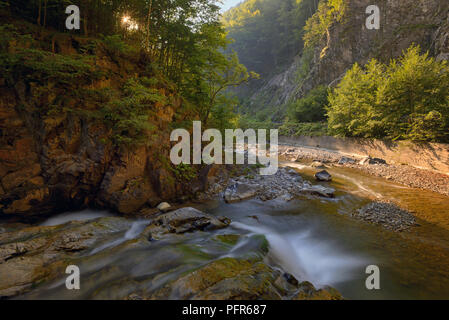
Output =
[
  {"x1": 287, "y1": 85, "x2": 329, "y2": 123},
  {"x1": 202, "y1": 51, "x2": 259, "y2": 125},
  {"x1": 327, "y1": 45, "x2": 449, "y2": 142}
]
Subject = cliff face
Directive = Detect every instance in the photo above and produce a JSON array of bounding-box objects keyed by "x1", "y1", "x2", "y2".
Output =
[
  {"x1": 307, "y1": 0, "x2": 449, "y2": 90},
  {"x1": 0, "y1": 28, "x2": 203, "y2": 219},
  {"x1": 247, "y1": 0, "x2": 449, "y2": 113}
]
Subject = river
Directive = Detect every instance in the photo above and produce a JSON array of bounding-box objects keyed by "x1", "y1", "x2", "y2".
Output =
[{"x1": 6, "y1": 161, "x2": 449, "y2": 300}]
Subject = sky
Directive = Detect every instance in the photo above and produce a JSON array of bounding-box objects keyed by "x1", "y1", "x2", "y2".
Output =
[{"x1": 220, "y1": 0, "x2": 242, "y2": 12}]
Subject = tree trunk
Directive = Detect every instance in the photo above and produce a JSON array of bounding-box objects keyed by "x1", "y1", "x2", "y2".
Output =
[
  {"x1": 37, "y1": 0, "x2": 41, "y2": 26},
  {"x1": 43, "y1": 0, "x2": 47, "y2": 27}
]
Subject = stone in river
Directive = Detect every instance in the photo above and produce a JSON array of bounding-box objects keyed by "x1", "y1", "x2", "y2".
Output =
[
  {"x1": 224, "y1": 183, "x2": 258, "y2": 203},
  {"x1": 315, "y1": 170, "x2": 332, "y2": 182},
  {"x1": 301, "y1": 185, "x2": 335, "y2": 198},
  {"x1": 338, "y1": 157, "x2": 356, "y2": 165},
  {"x1": 157, "y1": 202, "x2": 171, "y2": 212}
]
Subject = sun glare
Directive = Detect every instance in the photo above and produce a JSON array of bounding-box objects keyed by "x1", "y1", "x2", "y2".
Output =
[{"x1": 121, "y1": 15, "x2": 139, "y2": 31}]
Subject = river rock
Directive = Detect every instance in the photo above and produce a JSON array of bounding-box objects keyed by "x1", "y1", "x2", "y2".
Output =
[
  {"x1": 369, "y1": 157, "x2": 387, "y2": 165},
  {"x1": 338, "y1": 157, "x2": 356, "y2": 165},
  {"x1": 143, "y1": 207, "x2": 230, "y2": 240},
  {"x1": 0, "y1": 217, "x2": 133, "y2": 297},
  {"x1": 301, "y1": 185, "x2": 335, "y2": 198},
  {"x1": 315, "y1": 170, "x2": 332, "y2": 182},
  {"x1": 157, "y1": 202, "x2": 171, "y2": 212},
  {"x1": 145, "y1": 240, "x2": 342, "y2": 300},
  {"x1": 354, "y1": 201, "x2": 415, "y2": 232},
  {"x1": 224, "y1": 183, "x2": 258, "y2": 203},
  {"x1": 293, "y1": 281, "x2": 343, "y2": 300}
]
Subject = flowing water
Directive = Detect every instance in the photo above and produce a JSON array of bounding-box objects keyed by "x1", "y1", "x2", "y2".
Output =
[{"x1": 7, "y1": 161, "x2": 449, "y2": 300}]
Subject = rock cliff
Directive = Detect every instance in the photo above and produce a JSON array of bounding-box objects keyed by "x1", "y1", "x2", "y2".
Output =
[
  {"x1": 0, "y1": 25, "x2": 203, "y2": 219},
  {"x1": 246, "y1": 0, "x2": 449, "y2": 114}
]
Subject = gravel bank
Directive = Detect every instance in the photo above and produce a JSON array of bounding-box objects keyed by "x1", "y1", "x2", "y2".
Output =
[
  {"x1": 353, "y1": 200, "x2": 417, "y2": 232},
  {"x1": 279, "y1": 145, "x2": 449, "y2": 197}
]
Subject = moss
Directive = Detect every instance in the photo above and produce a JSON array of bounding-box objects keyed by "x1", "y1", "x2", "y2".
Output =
[
  {"x1": 251, "y1": 234, "x2": 270, "y2": 255},
  {"x1": 175, "y1": 243, "x2": 213, "y2": 261},
  {"x1": 213, "y1": 234, "x2": 240, "y2": 246}
]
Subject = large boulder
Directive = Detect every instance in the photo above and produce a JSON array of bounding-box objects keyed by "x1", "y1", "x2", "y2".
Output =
[
  {"x1": 149, "y1": 257, "x2": 284, "y2": 300},
  {"x1": 143, "y1": 207, "x2": 230, "y2": 240},
  {"x1": 224, "y1": 183, "x2": 258, "y2": 203}
]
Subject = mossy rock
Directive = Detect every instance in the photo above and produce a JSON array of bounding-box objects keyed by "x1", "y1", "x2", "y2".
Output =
[
  {"x1": 213, "y1": 234, "x2": 240, "y2": 246},
  {"x1": 149, "y1": 257, "x2": 283, "y2": 300}
]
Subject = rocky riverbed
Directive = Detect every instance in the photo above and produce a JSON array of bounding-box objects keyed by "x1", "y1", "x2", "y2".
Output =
[
  {"x1": 1, "y1": 145, "x2": 448, "y2": 299},
  {"x1": 0, "y1": 207, "x2": 342, "y2": 300},
  {"x1": 279, "y1": 145, "x2": 449, "y2": 197}
]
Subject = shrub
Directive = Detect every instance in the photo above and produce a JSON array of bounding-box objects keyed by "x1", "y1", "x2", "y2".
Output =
[
  {"x1": 101, "y1": 77, "x2": 167, "y2": 148},
  {"x1": 327, "y1": 45, "x2": 449, "y2": 142},
  {"x1": 279, "y1": 122, "x2": 328, "y2": 136},
  {"x1": 287, "y1": 85, "x2": 329, "y2": 123}
]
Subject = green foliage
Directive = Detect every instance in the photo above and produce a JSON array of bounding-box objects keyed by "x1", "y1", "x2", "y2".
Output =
[
  {"x1": 303, "y1": 0, "x2": 347, "y2": 49},
  {"x1": 102, "y1": 35, "x2": 137, "y2": 59},
  {"x1": 279, "y1": 122, "x2": 328, "y2": 136},
  {"x1": 208, "y1": 101, "x2": 239, "y2": 133},
  {"x1": 171, "y1": 163, "x2": 198, "y2": 182},
  {"x1": 287, "y1": 85, "x2": 329, "y2": 123},
  {"x1": 100, "y1": 77, "x2": 166, "y2": 148},
  {"x1": 1, "y1": 1, "x2": 259, "y2": 154},
  {"x1": 238, "y1": 115, "x2": 277, "y2": 131},
  {"x1": 327, "y1": 45, "x2": 449, "y2": 142},
  {"x1": 223, "y1": 0, "x2": 320, "y2": 76},
  {"x1": 2, "y1": 48, "x2": 101, "y2": 85},
  {"x1": 296, "y1": 47, "x2": 314, "y2": 84}
]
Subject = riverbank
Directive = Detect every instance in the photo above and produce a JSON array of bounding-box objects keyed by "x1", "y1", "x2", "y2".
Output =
[{"x1": 279, "y1": 145, "x2": 449, "y2": 197}]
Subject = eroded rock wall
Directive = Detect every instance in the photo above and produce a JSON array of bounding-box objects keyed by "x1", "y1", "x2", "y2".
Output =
[{"x1": 0, "y1": 34, "x2": 199, "y2": 218}]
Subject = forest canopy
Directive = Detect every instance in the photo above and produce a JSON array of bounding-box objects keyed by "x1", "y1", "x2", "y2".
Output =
[{"x1": 0, "y1": 0, "x2": 258, "y2": 143}]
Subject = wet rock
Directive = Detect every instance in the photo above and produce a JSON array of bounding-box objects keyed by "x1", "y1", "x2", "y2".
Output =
[
  {"x1": 143, "y1": 207, "x2": 230, "y2": 239},
  {"x1": 149, "y1": 255, "x2": 342, "y2": 300},
  {"x1": 0, "y1": 217, "x2": 132, "y2": 297},
  {"x1": 315, "y1": 170, "x2": 332, "y2": 182},
  {"x1": 157, "y1": 202, "x2": 171, "y2": 212},
  {"x1": 301, "y1": 185, "x2": 335, "y2": 198},
  {"x1": 213, "y1": 234, "x2": 241, "y2": 246},
  {"x1": 283, "y1": 273, "x2": 299, "y2": 286},
  {"x1": 224, "y1": 183, "x2": 258, "y2": 203},
  {"x1": 293, "y1": 281, "x2": 343, "y2": 300},
  {"x1": 150, "y1": 257, "x2": 283, "y2": 300}
]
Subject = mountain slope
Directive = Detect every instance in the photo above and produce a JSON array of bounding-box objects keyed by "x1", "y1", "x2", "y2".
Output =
[{"x1": 228, "y1": 0, "x2": 449, "y2": 120}]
